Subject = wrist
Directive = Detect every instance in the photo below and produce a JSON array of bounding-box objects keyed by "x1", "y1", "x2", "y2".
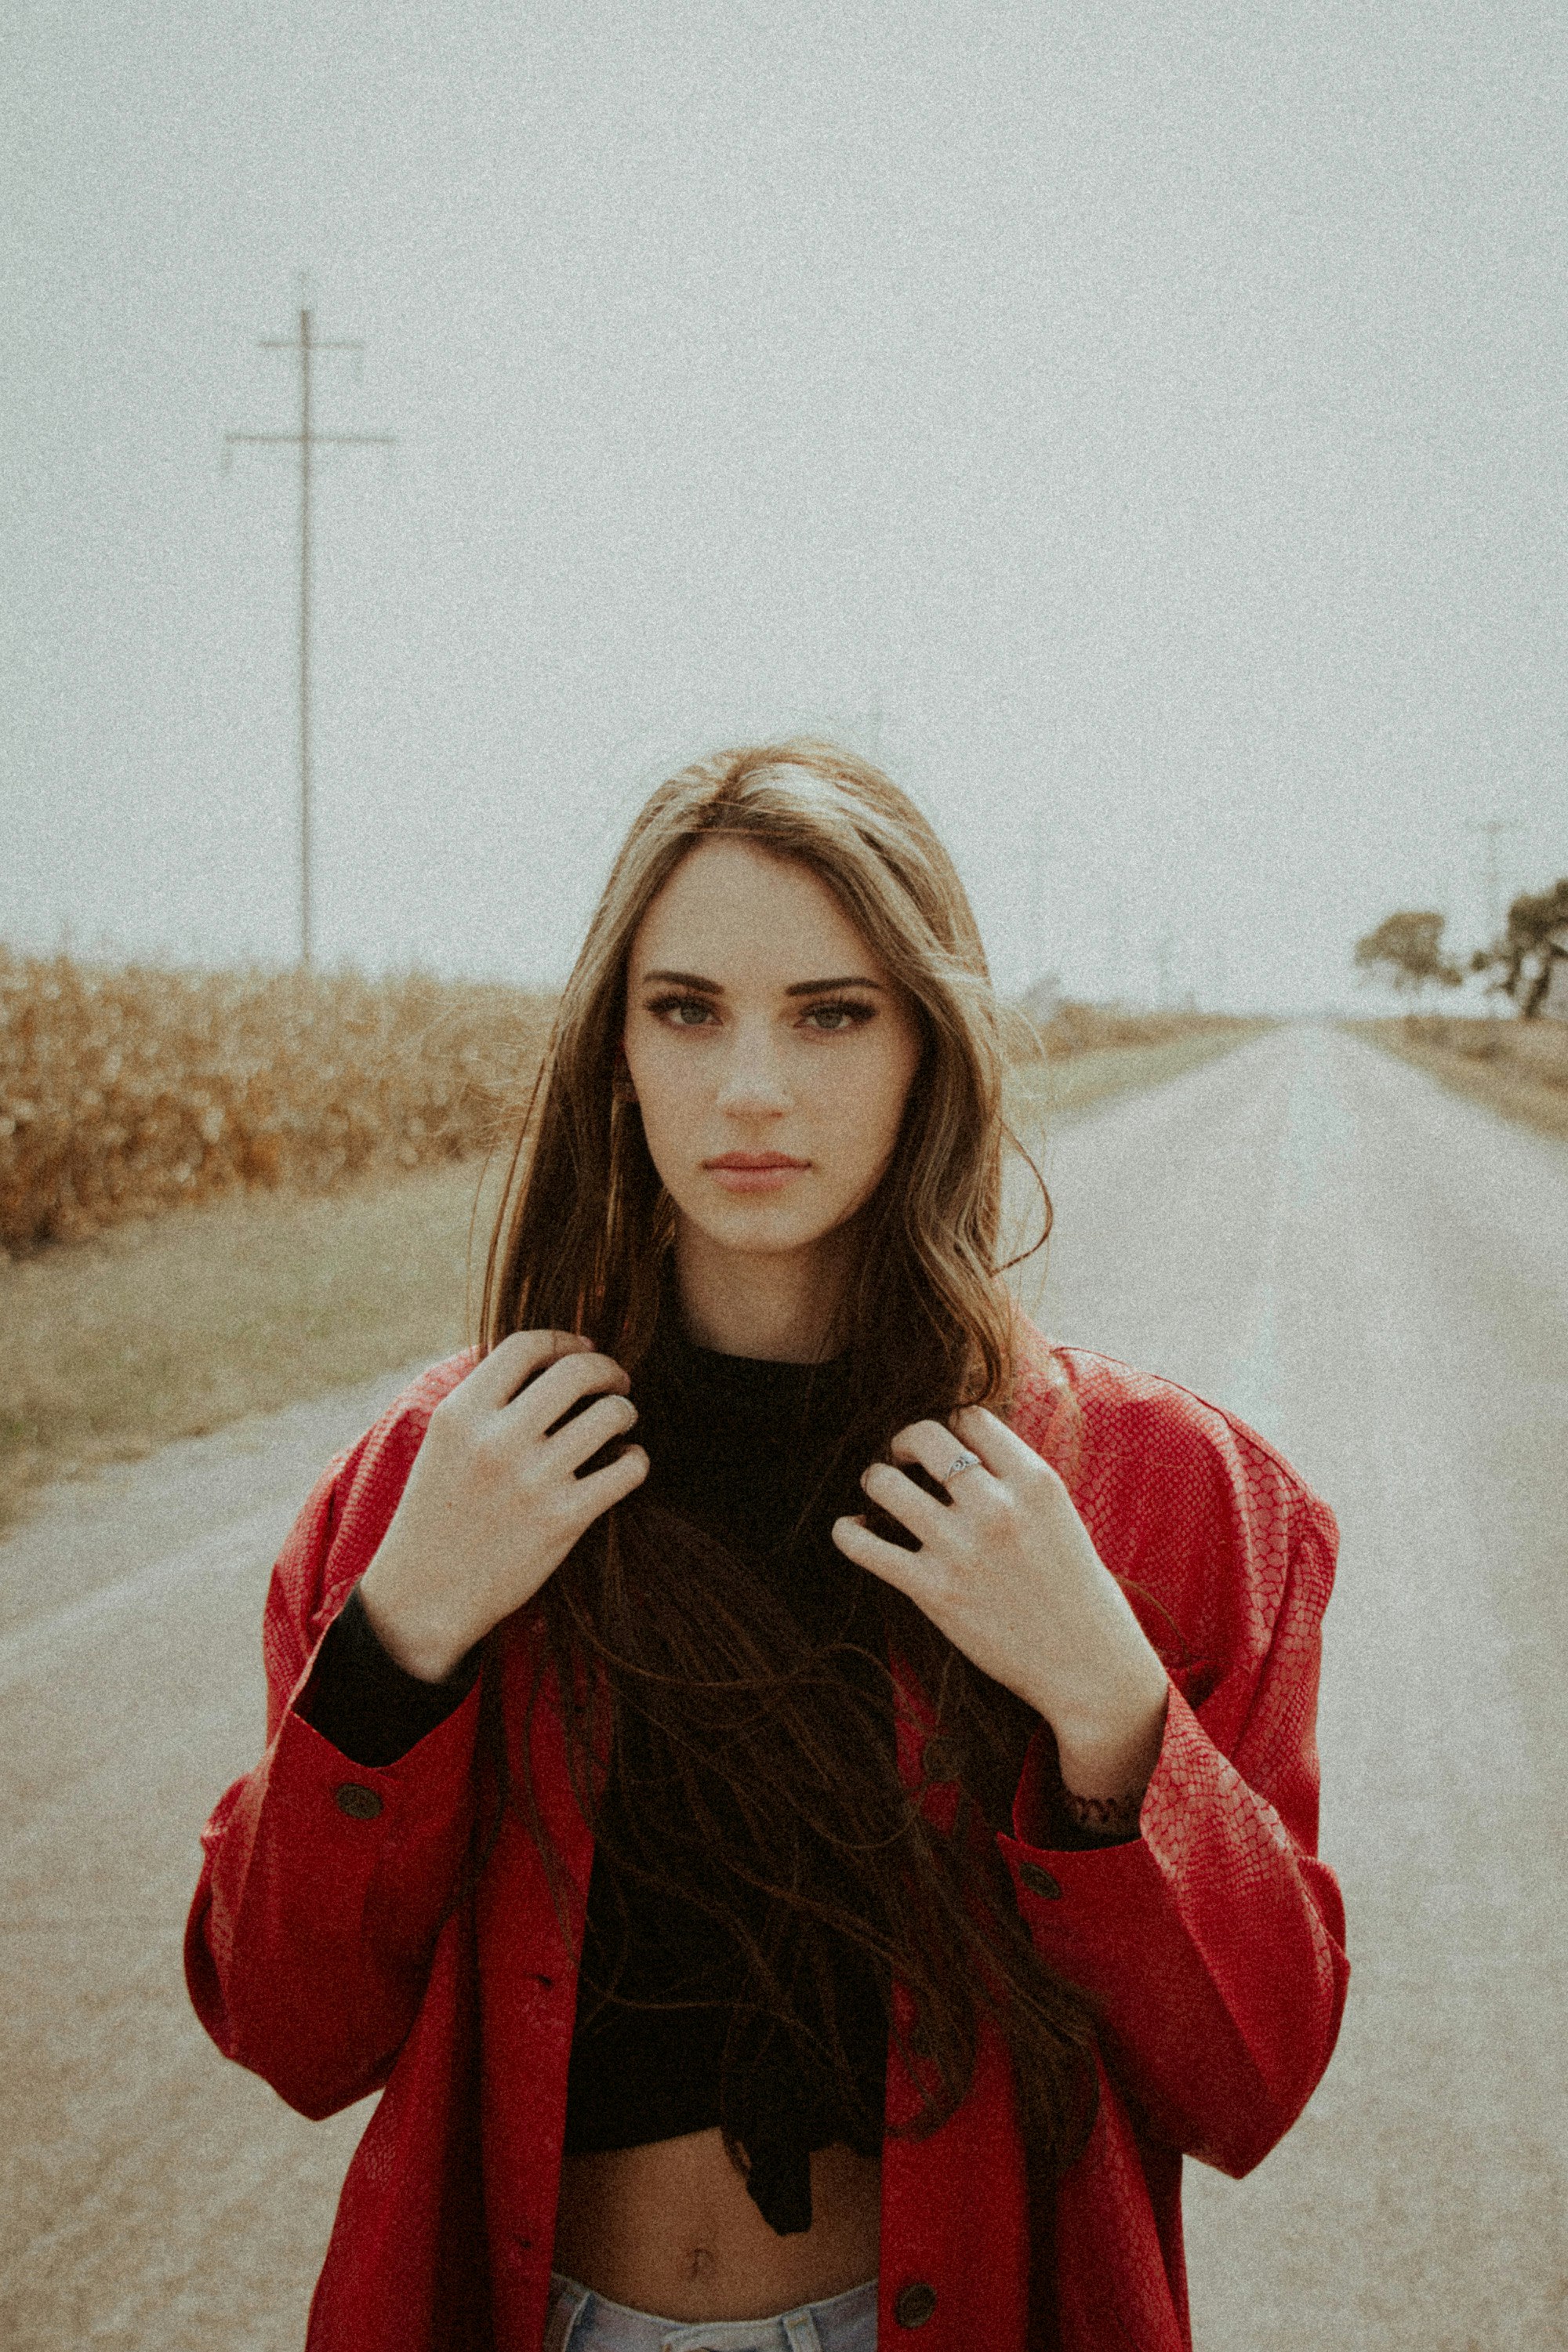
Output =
[
  {"x1": 357, "y1": 1552, "x2": 483, "y2": 1686},
  {"x1": 1046, "y1": 1662, "x2": 1170, "y2": 1803}
]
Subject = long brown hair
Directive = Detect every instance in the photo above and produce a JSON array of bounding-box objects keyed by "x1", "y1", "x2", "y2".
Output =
[{"x1": 477, "y1": 737, "x2": 1099, "y2": 2177}]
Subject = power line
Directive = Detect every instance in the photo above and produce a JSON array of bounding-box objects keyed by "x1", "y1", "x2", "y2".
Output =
[{"x1": 225, "y1": 299, "x2": 396, "y2": 966}]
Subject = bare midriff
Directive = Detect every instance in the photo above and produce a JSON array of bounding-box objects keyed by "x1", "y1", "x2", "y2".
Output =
[{"x1": 551, "y1": 2129, "x2": 883, "y2": 2323}]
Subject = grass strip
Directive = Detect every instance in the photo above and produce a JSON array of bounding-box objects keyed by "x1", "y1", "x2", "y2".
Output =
[
  {"x1": 0, "y1": 1157, "x2": 506, "y2": 1533},
  {"x1": 1007, "y1": 1022, "x2": 1271, "y2": 1127},
  {"x1": 1347, "y1": 1017, "x2": 1568, "y2": 1145}
]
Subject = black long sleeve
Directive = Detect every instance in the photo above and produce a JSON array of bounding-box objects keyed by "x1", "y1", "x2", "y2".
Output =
[{"x1": 299, "y1": 1583, "x2": 482, "y2": 1768}]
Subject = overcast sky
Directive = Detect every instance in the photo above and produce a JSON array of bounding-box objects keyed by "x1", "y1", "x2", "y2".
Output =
[{"x1": 5, "y1": 1, "x2": 1564, "y2": 1011}]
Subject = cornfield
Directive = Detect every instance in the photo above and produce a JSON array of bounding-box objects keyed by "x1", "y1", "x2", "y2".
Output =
[{"x1": 1, "y1": 950, "x2": 556, "y2": 1252}]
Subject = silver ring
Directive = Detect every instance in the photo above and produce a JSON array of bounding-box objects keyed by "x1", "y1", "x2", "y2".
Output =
[{"x1": 944, "y1": 1450, "x2": 982, "y2": 1484}]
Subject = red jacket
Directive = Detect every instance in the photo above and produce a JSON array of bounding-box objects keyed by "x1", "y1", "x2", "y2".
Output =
[{"x1": 186, "y1": 1321, "x2": 1348, "y2": 2351}]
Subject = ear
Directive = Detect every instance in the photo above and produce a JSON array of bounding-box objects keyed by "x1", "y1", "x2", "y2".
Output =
[{"x1": 612, "y1": 1043, "x2": 639, "y2": 1105}]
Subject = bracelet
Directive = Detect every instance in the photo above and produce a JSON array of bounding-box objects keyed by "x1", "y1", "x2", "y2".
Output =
[{"x1": 1058, "y1": 1781, "x2": 1144, "y2": 1838}]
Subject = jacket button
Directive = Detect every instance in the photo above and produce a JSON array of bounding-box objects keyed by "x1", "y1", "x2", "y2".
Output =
[
  {"x1": 1018, "y1": 1860, "x2": 1062, "y2": 1900},
  {"x1": 333, "y1": 1783, "x2": 383, "y2": 1820},
  {"x1": 922, "y1": 1735, "x2": 963, "y2": 1781},
  {"x1": 895, "y1": 2281, "x2": 938, "y2": 2328}
]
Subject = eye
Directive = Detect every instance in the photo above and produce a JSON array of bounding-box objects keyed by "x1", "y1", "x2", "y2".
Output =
[
  {"x1": 801, "y1": 999, "x2": 877, "y2": 1033},
  {"x1": 646, "y1": 993, "x2": 716, "y2": 1028}
]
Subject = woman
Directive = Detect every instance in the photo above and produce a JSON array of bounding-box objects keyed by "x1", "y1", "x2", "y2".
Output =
[{"x1": 186, "y1": 739, "x2": 1348, "y2": 2352}]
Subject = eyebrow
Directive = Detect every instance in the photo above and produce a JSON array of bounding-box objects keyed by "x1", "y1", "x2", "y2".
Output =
[{"x1": 638, "y1": 968, "x2": 886, "y2": 997}]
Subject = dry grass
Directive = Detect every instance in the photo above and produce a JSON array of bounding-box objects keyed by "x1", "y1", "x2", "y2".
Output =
[
  {"x1": 0, "y1": 957, "x2": 1261, "y2": 1534},
  {"x1": 0, "y1": 949, "x2": 554, "y2": 1251},
  {"x1": 1348, "y1": 1013, "x2": 1568, "y2": 1143},
  {"x1": 1004, "y1": 999, "x2": 1250, "y2": 1060}
]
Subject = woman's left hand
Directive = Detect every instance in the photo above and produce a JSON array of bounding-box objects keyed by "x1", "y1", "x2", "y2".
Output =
[{"x1": 832, "y1": 1403, "x2": 1171, "y2": 1802}]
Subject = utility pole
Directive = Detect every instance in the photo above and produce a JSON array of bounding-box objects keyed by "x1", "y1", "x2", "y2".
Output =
[
  {"x1": 844, "y1": 702, "x2": 884, "y2": 758},
  {"x1": 226, "y1": 301, "x2": 395, "y2": 967},
  {"x1": 1465, "y1": 816, "x2": 1521, "y2": 1019},
  {"x1": 1029, "y1": 820, "x2": 1046, "y2": 999},
  {"x1": 1152, "y1": 928, "x2": 1175, "y2": 1011}
]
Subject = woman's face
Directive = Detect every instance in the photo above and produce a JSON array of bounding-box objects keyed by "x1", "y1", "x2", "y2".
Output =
[{"x1": 622, "y1": 838, "x2": 924, "y2": 1269}]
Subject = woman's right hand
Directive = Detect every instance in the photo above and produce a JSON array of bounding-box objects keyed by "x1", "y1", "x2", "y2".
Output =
[{"x1": 356, "y1": 1330, "x2": 648, "y2": 1682}]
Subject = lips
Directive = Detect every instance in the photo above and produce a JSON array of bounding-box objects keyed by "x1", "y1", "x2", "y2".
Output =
[
  {"x1": 704, "y1": 1154, "x2": 809, "y2": 1171},
  {"x1": 702, "y1": 1152, "x2": 811, "y2": 1192}
]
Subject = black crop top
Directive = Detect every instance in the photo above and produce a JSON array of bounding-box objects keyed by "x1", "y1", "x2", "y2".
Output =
[{"x1": 301, "y1": 1313, "x2": 892, "y2": 2237}]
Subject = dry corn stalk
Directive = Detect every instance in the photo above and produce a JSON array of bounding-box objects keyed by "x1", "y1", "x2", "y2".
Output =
[{"x1": 0, "y1": 951, "x2": 556, "y2": 1250}]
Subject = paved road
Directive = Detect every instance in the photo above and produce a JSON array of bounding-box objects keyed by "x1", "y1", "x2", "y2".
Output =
[
  {"x1": 1025, "y1": 1022, "x2": 1568, "y2": 2348},
  {"x1": 2, "y1": 1022, "x2": 1564, "y2": 2347}
]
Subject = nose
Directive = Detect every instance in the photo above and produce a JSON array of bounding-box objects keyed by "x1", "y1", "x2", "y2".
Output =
[{"x1": 713, "y1": 1019, "x2": 792, "y2": 1116}]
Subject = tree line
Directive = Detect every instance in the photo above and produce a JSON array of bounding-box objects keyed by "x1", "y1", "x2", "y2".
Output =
[{"x1": 1354, "y1": 877, "x2": 1568, "y2": 1016}]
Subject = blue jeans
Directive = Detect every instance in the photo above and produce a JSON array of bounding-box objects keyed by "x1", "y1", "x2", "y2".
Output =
[{"x1": 543, "y1": 2270, "x2": 880, "y2": 2352}]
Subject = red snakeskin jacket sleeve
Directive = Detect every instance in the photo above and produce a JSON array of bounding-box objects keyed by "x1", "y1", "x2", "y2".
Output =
[{"x1": 185, "y1": 1318, "x2": 1348, "y2": 2352}]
